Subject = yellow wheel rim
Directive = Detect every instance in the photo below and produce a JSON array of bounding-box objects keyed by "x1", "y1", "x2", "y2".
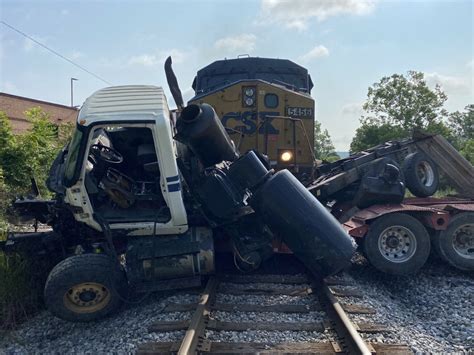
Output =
[{"x1": 63, "y1": 282, "x2": 111, "y2": 314}]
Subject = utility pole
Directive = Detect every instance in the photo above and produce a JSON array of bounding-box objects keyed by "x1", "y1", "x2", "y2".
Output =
[{"x1": 70, "y1": 77, "x2": 78, "y2": 107}]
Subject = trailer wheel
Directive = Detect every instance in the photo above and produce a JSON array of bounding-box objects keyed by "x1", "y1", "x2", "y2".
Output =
[
  {"x1": 44, "y1": 254, "x2": 127, "y2": 322},
  {"x1": 436, "y1": 213, "x2": 474, "y2": 271},
  {"x1": 363, "y1": 213, "x2": 430, "y2": 275},
  {"x1": 402, "y1": 152, "x2": 439, "y2": 197}
]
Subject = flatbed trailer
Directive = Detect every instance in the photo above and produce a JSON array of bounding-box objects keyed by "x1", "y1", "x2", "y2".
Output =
[
  {"x1": 305, "y1": 133, "x2": 474, "y2": 274},
  {"x1": 309, "y1": 133, "x2": 474, "y2": 205},
  {"x1": 271, "y1": 196, "x2": 474, "y2": 274},
  {"x1": 339, "y1": 197, "x2": 474, "y2": 273}
]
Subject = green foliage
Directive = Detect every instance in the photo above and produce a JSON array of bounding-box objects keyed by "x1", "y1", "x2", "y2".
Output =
[
  {"x1": 0, "y1": 253, "x2": 48, "y2": 329},
  {"x1": 448, "y1": 105, "x2": 474, "y2": 163},
  {"x1": 0, "y1": 167, "x2": 8, "y2": 240},
  {"x1": 460, "y1": 139, "x2": 474, "y2": 164},
  {"x1": 449, "y1": 104, "x2": 474, "y2": 140},
  {"x1": 0, "y1": 108, "x2": 73, "y2": 329},
  {"x1": 363, "y1": 71, "x2": 447, "y2": 130},
  {"x1": 0, "y1": 112, "x2": 14, "y2": 155},
  {"x1": 314, "y1": 121, "x2": 339, "y2": 161},
  {"x1": 0, "y1": 108, "x2": 72, "y2": 197},
  {"x1": 350, "y1": 123, "x2": 407, "y2": 152},
  {"x1": 350, "y1": 71, "x2": 457, "y2": 153}
]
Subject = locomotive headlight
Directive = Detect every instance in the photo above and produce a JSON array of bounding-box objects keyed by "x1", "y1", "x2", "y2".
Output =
[
  {"x1": 242, "y1": 86, "x2": 256, "y2": 107},
  {"x1": 280, "y1": 151, "x2": 293, "y2": 162}
]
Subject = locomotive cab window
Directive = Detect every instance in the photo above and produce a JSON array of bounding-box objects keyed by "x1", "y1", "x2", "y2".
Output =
[{"x1": 264, "y1": 93, "x2": 279, "y2": 108}]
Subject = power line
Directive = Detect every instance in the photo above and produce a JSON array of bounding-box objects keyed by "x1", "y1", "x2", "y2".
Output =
[{"x1": 1, "y1": 20, "x2": 113, "y2": 86}]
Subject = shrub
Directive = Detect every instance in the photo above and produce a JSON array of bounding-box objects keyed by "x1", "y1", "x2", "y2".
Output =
[
  {"x1": 0, "y1": 108, "x2": 73, "y2": 329},
  {"x1": 0, "y1": 252, "x2": 50, "y2": 330}
]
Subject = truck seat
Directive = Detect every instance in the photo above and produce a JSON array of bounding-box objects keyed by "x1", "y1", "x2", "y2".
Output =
[{"x1": 137, "y1": 144, "x2": 159, "y2": 173}]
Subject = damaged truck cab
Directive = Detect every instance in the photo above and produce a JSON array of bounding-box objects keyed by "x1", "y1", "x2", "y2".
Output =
[
  {"x1": 3, "y1": 85, "x2": 355, "y2": 322},
  {"x1": 57, "y1": 85, "x2": 188, "y2": 235}
]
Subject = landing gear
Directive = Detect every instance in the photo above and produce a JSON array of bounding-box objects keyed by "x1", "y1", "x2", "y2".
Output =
[
  {"x1": 363, "y1": 213, "x2": 431, "y2": 275},
  {"x1": 44, "y1": 254, "x2": 127, "y2": 322},
  {"x1": 434, "y1": 212, "x2": 474, "y2": 271}
]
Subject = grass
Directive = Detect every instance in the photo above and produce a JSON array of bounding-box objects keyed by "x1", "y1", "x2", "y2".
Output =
[
  {"x1": 0, "y1": 251, "x2": 47, "y2": 330},
  {"x1": 432, "y1": 187, "x2": 457, "y2": 198},
  {"x1": 0, "y1": 217, "x2": 50, "y2": 330},
  {"x1": 405, "y1": 187, "x2": 458, "y2": 199}
]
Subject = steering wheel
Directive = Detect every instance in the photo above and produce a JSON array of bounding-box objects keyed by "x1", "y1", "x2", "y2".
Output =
[{"x1": 90, "y1": 144, "x2": 123, "y2": 164}]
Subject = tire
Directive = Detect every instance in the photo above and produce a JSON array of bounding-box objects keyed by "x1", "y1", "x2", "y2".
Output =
[
  {"x1": 436, "y1": 213, "x2": 474, "y2": 271},
  {"x1": 44, "y1": 254, "x2": 127, "y2": 322},
  {"x1": 402, "y1": 152, "x2": 439, "y2": 197},
  {"x1": 363, "y1": 213, "x2": 431, "y2": 275}
]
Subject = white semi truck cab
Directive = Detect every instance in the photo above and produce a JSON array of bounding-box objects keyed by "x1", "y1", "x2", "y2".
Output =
[{"x1": 3, "y1": 85, "x2": 356, "y2": 322}]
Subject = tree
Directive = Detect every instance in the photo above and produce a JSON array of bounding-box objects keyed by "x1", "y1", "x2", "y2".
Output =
[
  {"x1": 0, "y1": 108, "x2": 73, "y2": 196},
  {"x1": 449, "y1": 104, "x2": 474, "y2": 140},
  {"x1": 350, "y1": 71, "x2": 452, "y2": 152},
  {"x1": 0, "y1": 112, "x2": 14, "y2": 155},
  {"x1": 350, "y1": 123, "x2": 406, "y2": 153},
  {"x1": 363, "y1": 71, "x2": 447, "y2": 129},
  {"x1": 460, "y1": 139, "x2": 474, "y2": 163},
  {"x1": 314, "y1": 121, "x2": 339, "y2": 162},
  {"x1": 449, "y1": 104, "x2": 474, "y2": 164}
]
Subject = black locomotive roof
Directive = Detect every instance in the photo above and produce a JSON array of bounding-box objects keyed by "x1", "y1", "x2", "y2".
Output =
[{"x1": 191, "y1": 57, "x2": 314, "y2": 97}]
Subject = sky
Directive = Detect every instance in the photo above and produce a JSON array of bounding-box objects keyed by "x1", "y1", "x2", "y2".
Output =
[{"x1": 0, "y1": 0, "x2": 473, "y2": 151}]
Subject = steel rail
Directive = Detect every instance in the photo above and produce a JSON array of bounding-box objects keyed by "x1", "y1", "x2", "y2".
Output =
[
  {"x1": 321, "y1": 281, "x2": 372, "y2": 355},
  {"x1": 177, "y1": 277, "x2": 219, "y2": 355}
]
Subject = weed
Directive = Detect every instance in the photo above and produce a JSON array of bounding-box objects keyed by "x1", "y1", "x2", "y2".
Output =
[{"x1": 0, "y1": 252, "x2": 47, "y2": 330}]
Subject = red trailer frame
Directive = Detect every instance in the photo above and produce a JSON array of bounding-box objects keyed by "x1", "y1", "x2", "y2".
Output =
[{"x1": 342, "y1": 197, "x2": 474, "y2": 239}]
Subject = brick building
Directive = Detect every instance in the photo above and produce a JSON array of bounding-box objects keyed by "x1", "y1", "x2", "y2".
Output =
[{"x1": 0, "y1": 92, "x2": 78, "y2": 134}]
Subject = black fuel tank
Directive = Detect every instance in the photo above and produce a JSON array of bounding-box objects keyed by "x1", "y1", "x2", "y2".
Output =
[
  {"x1": 252, "y1": 170, "x2": 356, "y2": 277},
  {"x1": 176, "y1": 104, "x2": 239, "y2": 167}
]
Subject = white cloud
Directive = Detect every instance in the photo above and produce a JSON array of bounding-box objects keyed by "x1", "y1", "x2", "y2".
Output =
[
  {"x1": 467, "y1": 59, "x2": 474, "y2": 69},
  {"x1": 425, "y1": 72, "x2": 471, "y2": 95},
  {"x1": 299, "y1": 45, "x2": 329, "y2": 62},
  {"x1": 1, "y1": 81, "x2": 20, "y2": 94},
  {"x1": 70, "y1": 51, "x2": 85, "y2": 60},
  {"x1": 342, "y1": 102, "x2": 363, "y2": 115},
  {"x1": 22, "y1": 35, "x2": 49, "y2": 52},
  {"x1": 162, "y1": 48, "x2": 187, "y2": 64},
  {"x1": 214, "y1": 34, "x2": 257, "y2": 53},
  {"x1": 23, "y1": 38, "x2": 35, "y2": 52},
  {"x1": 259, "y1": 0, "x2": 376, "y2": 30},
  {"x1": 128, "y1": 48, "x2": 187, "y2": 67},
  {"x1": 128, "y1": 54, "x2": 158, "y2": 67},
  {"x1": 181, "y1": 87, "x2": 195, "y2": 103}
]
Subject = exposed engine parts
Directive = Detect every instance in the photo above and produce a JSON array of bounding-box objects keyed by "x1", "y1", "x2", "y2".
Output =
[{"x1": 3, "y1": 56, "x2": 474, "y2": 323}]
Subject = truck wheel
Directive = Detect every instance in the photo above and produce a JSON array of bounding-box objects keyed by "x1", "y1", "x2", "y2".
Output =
[
  {"x1": 402, "y1": 152, "x2": 439, "y2": 197},
  {"x1": 44, "y1": 254, "x2": 127, "y2": 322},
  {"x1": 363, "y1": 213, "x2": 430, "y2": 275},
  {"x1": 436, "y1": 213, "x2": 474, "y2": 271}
]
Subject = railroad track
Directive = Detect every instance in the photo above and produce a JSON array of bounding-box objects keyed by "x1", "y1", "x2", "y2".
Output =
[{"x1": 136, "y1": 273, "x2": 411, "y2": 354}]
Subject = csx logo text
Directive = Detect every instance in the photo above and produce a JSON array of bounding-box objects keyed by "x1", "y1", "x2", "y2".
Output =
[{"x1": 222, "y1": 111, "x2": 280, "y2": 134}]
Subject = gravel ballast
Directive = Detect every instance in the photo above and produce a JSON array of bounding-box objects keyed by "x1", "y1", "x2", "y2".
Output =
[
  {"x1": 346, "y1": 254, "x2": 474, "y2": 353},
  {"x1": 1, "y1": 255, "x2": 472, "y2": 354},
  {"x1": 0, "y1": 292, "x2": 190, "y2": 354}
]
